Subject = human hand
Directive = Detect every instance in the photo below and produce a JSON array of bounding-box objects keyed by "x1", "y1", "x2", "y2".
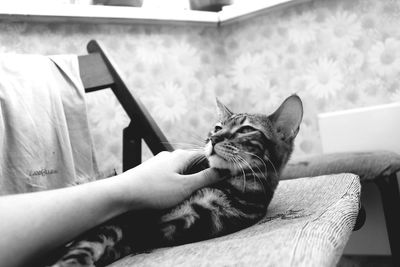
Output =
[{"x1": 116, "y1": 150, "x2": 226, "y2": 210}]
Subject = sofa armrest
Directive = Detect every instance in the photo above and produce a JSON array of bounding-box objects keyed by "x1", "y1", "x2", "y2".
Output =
[
  {"x1": 281, "y1": 151, "x2": 400, "y2": 265},
  {"x1": 281, "y1": 151, "x2": 400, "y2": 182}
]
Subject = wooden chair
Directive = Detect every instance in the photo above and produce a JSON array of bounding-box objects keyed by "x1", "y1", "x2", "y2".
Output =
[{"x1": 78, "y1": 40, "x2": 173, "y2": 172}]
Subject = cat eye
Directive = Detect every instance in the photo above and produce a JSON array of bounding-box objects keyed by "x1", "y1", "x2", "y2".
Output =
[
  {"x1": 214, "y1": 125, "x2": 222, "y2": 132},
  {"x1": 237, "y1": 126, "x2": 256, "y2": 134}
]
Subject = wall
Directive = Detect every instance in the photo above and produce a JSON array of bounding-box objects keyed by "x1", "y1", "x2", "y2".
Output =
[
  {"x1": 2, "y1": 0, "x2": 400, "y2": 174},
  {"x1": 221, "y1": 0, "x2": 400, "y2": 157}
]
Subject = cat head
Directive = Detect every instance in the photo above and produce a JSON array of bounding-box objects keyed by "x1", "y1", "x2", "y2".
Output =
[{"x1": 205, "y1": 95, "x2": 303, "y2": 176}]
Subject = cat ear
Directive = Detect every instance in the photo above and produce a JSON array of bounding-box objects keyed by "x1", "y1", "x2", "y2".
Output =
[
  {"x1": 216, "y1": 98, "x2": 233, "y2": 121},
  {"x1": 269, "y1": 95, "x2": 303, "y2": 141}
]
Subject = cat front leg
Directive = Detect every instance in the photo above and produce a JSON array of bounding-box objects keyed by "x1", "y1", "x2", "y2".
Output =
[
  {"x1": 49, "y1": 225, "x2": 125, "y2": 267},
  {"x1": 157, "y1": 185, "x2": 268, "y2": 247},
  {"x1": 158, "y1": 188, "x2": 240, "y2": 245}
]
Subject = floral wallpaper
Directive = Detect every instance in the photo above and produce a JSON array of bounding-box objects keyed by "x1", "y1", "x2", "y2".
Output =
[
  {"x1": 1, "y1": 0, "x2": 400, "y2": 175},
  {"x1": 220, "y1": 0, "x2": 400, "y2": 159}
]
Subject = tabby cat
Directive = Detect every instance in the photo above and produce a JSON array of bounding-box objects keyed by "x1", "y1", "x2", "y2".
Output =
[{"x1": 48, "y1": 95, "x2": 303, "y2": 267}]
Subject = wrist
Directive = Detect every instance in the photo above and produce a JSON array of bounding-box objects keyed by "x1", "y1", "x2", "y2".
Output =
[
  {"x1": 106, "y1": 170, "x2": 149, "y2": 211},
  {"x1": 90, "y1": 175, "x2": 134, "y2": 217}
]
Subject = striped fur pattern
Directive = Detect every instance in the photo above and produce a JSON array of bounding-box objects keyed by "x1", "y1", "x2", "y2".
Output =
[{"x1": 48, "y1": 95, "x2": 303, "y2": 267}]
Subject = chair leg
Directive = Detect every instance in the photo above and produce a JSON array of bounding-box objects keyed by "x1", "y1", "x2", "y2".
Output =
[
  {"x1": 376, "y1": 174, "x2": 400, "y2": 267},
  {"x1": 353, "y1": 205, "x2": 366, "y2": 231},
  {"x1": 123, "y1": 123, "x2": 142, "y2": 171}
]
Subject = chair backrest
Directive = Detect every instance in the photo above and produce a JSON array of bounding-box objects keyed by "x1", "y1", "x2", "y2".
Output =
[{"x1": 78, "y1": 40, "x2": 173, "y2": 171}]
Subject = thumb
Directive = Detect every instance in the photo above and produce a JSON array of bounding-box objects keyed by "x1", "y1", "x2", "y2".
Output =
[{"x1": 184, "y1": 168, "x2": 227, "y2": 191}]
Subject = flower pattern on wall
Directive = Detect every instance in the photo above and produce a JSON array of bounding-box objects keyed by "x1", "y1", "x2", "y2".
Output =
[
  {"x1": 323, "y1": 10, "x2": 363, "y2": 49},
  {"x1": 1, "y1": 0, "x2": 400, "y2": 174},
  {"x1": 304, "y1": 57, "x2": 343, "y2": 100},
  {"x1": 147, "y1": 82, "x2": 188, "y2": 124},
  {"x1": 368, "y1": 38, "x2": 400, "y2": 77},
  {"x1": 286, "y1": 11, "x2": 317, "y2": 45},
  {"x1": 231, "y1": 53, "x2": 267, "y2": 90},
  {"x1": 220, "y1": 0, "x2": 400, "y2": 158}
]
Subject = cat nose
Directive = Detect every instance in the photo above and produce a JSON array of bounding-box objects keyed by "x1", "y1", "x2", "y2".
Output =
[{"x1": 210, "y1": 135, "x2": 223, "y2": 145}]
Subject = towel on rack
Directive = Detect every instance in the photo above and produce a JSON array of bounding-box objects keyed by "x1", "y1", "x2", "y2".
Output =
[{"x1": 0, "y1": 54, "x2": 98, "y2": 195}]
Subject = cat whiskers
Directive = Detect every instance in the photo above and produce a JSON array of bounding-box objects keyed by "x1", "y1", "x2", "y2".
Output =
[
  {"x1": 221, "y1": 144, "x2": 240, "y2": 155},
  {"x1": 236, "y1": 155, "x2": 266, "y2": 183},
  {"x1": 233, "y1": 154, "x2": 269, "y2": 202},
  {"x1": 217, "y1": 144, "x2": 245, "y2": 191},
  {"x1": 243, "y1": 151, "x2": 278, "y2": 178},
  {"x1": 219, "y1": 144, "x2": 247, "y2": 191},
  {"x1": 178, "y1": 126, "x2": 210, "y2": 147},
  {"x1": 242, "y1": 151, "x2": 268, "y2": 173},
  {"x1": 264, "y1": 155, "x2": 278, "y2": 178},
  {"x1": 229, "y1": 149, "x2": 266, "y2": 180},
  {"x1": 236, "y1": 156, "x2": 255, "y2": 191},
  {"x1": 231, "y1": 156, "x2": 247, "y2": 192},
  {"x1": 185, "y1": 153, "x2": 209, "y2": 174},
  {"x1": 222, "y1": 144, "x2": 261, "y2": 180}
]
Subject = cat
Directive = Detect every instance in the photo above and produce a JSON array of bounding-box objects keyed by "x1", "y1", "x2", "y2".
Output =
[{"x1": 47, "y1": 94, "x2": 303, "y2": 267}]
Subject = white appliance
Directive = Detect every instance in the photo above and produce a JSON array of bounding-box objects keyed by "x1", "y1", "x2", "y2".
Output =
[{"x1": 318, "y1": 102, "x2": 400, "y2": 154}]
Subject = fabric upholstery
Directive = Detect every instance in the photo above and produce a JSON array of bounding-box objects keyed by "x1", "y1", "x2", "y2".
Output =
[
  {"x1": 110, "y1": 174, "x2": 360, "y2": 267},
  {"x1": 281, "y1": 151, "x2": 400, "y2": 182}
]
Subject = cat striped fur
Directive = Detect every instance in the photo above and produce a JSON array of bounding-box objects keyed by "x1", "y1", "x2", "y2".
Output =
[{"x1": 47, "y1": 95, "x2": 303, "y2": 267}]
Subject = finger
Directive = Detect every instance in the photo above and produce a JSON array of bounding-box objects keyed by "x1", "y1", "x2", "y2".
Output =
[
  {"x1": 174, "y1": 150, "x2": 207, "y2": 174},
  {"x1": 184, "y1": 168, "x2": 227, "y2": 191},
  {"x1": 182, "y1": 153, "x2": 208, "y2": 174}
]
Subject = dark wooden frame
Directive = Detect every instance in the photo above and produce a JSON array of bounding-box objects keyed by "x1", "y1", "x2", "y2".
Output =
[
  {"x1": 78, "y1": 40, "x2": 173, "y2": 171},
  {"x1": 375, "y1": 174, "x2": 400, "y2": 266}
]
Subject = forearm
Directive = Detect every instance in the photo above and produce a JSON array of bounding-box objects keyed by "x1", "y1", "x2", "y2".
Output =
[
  {"x1": 0, "y1": 176, "x2": 130, "y2": 267},
  {"x1": 0, "y1": 150, "x2": 222, "y2": 267}
]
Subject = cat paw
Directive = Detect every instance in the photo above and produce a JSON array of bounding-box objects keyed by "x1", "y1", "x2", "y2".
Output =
[{"x1": 50, "y1": 258, "x2": 95, "y2": 267}]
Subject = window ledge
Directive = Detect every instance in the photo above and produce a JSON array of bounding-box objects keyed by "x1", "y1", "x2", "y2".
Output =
[{"x1": 0, "y1": 0, "x2": 309, "y2": 26}]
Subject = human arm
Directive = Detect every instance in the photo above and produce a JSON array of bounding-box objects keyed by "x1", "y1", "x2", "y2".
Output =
[{"x1": 0, "y1": 150, "x2": 222, "y2": 267}]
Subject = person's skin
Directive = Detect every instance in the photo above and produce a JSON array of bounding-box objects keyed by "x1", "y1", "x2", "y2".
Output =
[{"x1": 0, "y1": 150, "x2": 223, "y2": 267}]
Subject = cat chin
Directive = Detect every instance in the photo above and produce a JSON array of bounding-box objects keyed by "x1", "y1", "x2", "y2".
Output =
[
  {"x1": 204, "y1": 141, "x2": 213, "y2": 156},
  {"x1": 207, "y1": 155, "x2": 240, "y2": 174},
  {"x1": 204, "y1": 141, "x2": 240, "y2": 174}
]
